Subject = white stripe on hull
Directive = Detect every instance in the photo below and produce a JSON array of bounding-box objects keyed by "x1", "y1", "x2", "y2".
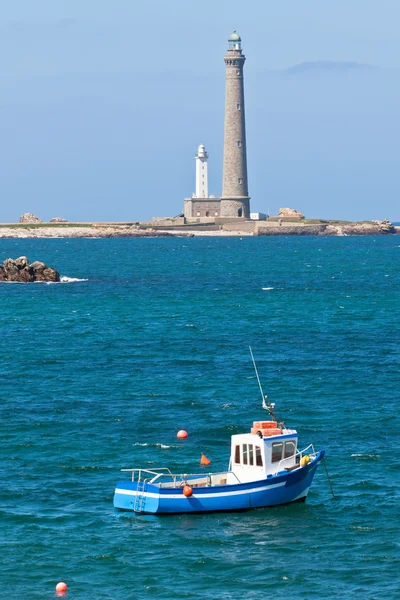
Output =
[{"x1": 115, "y1": 481, "x2": 286, "y2": 501}]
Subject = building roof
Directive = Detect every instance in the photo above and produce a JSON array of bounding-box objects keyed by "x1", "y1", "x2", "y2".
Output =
[{"x1": 228, "y1": 30, "x2": 241, "y2": 42}]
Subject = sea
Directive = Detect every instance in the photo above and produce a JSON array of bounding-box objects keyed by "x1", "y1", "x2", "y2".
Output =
[{"x1": 1, "y1": 236, "x2": 399, "y2": 600}]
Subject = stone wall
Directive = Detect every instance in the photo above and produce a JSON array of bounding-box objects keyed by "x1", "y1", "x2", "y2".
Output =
[
  {"x1": 220, "y1": 198, "x2": 250, "y2": 218},
  {"x1": 151, "y1": 217, "x2": 185, "y2": 226},
  {"x1": 222, "y1": 220, "x2": 256, "y2": 232},
  {"x1": 183, "y1": 197, "x2": 222, "y2": 218}
]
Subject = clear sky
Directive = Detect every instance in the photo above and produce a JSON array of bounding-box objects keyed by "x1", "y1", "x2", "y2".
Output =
[{"x1": 1, "y1": 0, "x2": 399, "y2": 222}]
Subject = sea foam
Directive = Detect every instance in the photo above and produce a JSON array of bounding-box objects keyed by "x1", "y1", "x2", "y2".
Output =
[{"x1": 60, "y1": 276, "x2": 89, "y2": 283}]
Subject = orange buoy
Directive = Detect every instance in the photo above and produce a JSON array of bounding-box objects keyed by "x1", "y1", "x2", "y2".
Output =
[
  {"x1": 55, "y1": 582, "x2": 68, "y2": 595},
  {"x1": 183, "y1": 485, "x2": 193, "y2": 497},
  {"x1": 177, "y1": 430, "x2": 188, "y2": 439},
  {"x1": 200, "y1": 453, "x2": 211, "y2": 466}
]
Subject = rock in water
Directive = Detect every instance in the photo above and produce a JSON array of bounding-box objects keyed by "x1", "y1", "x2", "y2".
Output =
[
  {"x1": 19, "y1": 213, "x2": 42, "y2": 224},
  {"x1": 0, "y1": 257, "x2": 60, "y2": 282}
]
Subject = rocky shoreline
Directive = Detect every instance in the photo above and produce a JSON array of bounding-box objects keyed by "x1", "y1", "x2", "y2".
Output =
[
  {"x1": 0, "y1": 220, "x2": 397, "y2": 238},
  {"x1": 0, "y1": 225, "x2": 194, "y2": 239},
  {"x1": 256, "y1": 219, "x2": 398, "y2": 236}
]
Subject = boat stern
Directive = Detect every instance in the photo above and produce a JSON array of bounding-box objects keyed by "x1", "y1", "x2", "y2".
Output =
[{"x1": 113, "y1": 481, "x2": 160, "y2": 514}]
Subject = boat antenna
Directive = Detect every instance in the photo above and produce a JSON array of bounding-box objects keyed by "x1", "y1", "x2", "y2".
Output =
[{"x1": 249, "y1": 346, "x2": 276, "y2": 421}]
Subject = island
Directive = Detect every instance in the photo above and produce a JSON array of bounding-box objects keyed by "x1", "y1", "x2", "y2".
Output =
[{"x1": 0, "y1": 218, "x2": 397, "y2": 238}]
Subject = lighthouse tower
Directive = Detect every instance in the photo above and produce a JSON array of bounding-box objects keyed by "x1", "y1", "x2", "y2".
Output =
[
  {"x1": 195, "y1": 144, "x2": 209, "y2": 198},
  {"x1": 220, "y1": 31, "x2": 250, "y2": 218}
]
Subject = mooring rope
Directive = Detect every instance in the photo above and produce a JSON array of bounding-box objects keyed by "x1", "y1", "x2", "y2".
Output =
[{"x1": 322, "y1": 457, "x2": 335, "y2": 498}]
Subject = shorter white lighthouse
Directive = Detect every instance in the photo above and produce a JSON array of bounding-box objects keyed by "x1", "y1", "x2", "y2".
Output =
[
  {"x1": 184, "y1": 143, "x2": 220, "y2": 219},
  {"x1": 194, "y1": 143, "x2": 209, "y2": 198}
]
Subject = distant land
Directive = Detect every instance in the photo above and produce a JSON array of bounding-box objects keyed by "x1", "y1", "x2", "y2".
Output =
[
  {"x1": 284, "y1": 60, "x2": 377, "y2": 76},
  {"x1": 0, "y1": 219, "x2": 398, "y2": 238}
]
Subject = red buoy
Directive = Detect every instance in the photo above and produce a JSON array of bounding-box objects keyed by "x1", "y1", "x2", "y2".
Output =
[
  {"x1": 183, "y1": 485, "x2": 193, "y2": 497},
  {"x1": 177, "y1": 430, "x2": 188, "y2": 439},
  {"x1": 56, "y1": 582, "x2": 68, "y2": 596}
]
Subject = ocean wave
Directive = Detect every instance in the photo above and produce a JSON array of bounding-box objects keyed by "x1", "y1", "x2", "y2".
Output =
[
  {"x1": 60, "y1": 276, "x2": 88, "y2": 283},
  {"x1": 351, "y1": 453, "x2": 381, "y2": 460},
  {"x1": 262, "y1": 287, "x2": 274, "y2": 291},
  {"x1": 133, "y1": 442, "x2": 177, "y2": 449}
]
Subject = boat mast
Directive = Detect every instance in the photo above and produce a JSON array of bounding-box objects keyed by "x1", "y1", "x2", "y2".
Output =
[{"x1": 249, "y1": 346, "x2": 277, "y2": 421}]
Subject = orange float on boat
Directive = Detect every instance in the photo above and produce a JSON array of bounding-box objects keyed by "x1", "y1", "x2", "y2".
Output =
[
  {"x1": 251, "y1": 427, "x2": 282, "y2": 436},
  {"x1": 253, "y1": 421, "x2": 277, "y2": 430},
  {"x1": 183, "y1": 485, "x2": 193, "y2": 497}
]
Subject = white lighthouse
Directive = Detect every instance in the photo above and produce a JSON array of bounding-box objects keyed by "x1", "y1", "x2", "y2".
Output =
[{"x1": 194, "y1": 143, "x2": 209, "y2": 198}]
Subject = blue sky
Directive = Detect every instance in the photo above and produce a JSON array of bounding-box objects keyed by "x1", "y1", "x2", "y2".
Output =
[{"x1": 1, "y1": 0, "x2": 399, "y2": 222}]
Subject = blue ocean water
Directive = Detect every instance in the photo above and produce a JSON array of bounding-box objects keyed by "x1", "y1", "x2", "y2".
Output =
[{"x1": 1, "y1": 236, "x2": 399, "y2": 600}]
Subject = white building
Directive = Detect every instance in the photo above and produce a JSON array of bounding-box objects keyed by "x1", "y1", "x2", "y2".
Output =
[{"x1": 184, "y1": 143, "x2": 221, "y2": 220}]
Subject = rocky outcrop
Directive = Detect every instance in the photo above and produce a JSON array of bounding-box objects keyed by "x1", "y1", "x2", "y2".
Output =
[
  {"x1": 373, "y1": 219, "x2": 396, "y2": 234},
  {"x1": 278, "y1": 208, "x2": 305, "y2": 219},
  {"x1": 50, "y1": 217, "x2": 68, "y2": 223},
  {"x1": 257, "y1": 219, "x2": 397, "y2": 236},
  {"x1": 20, "y1": 213, "x2": 42, "y2": 224},
  {"x1": 324, "y1": 220, "x2": 396, "y2": 236},
  {"x1": 257, "y1": 224, "x2": 325, "y2": 236},
  {"x1": 0, "y1": 257, "x2": 60, "y2": 282}
]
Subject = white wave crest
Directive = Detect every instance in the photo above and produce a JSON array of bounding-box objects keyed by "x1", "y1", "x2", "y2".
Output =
[
  {"x1": 351, "y1": 453, "x2": 381, "y2": 459},
  {"x1": 60, "y1": 276, "x2": 88, "y2": 283},
  {"x1": 133, "y1": 442, "x2": 176, "y2": 449},
  {"x1": 262, "y1": 287, "x2": 274, "y2": 291}
]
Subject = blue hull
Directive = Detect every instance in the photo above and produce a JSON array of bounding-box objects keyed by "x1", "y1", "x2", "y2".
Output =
[{"x1": 114, "y1": 450, "x2": 324, "y2": 514}]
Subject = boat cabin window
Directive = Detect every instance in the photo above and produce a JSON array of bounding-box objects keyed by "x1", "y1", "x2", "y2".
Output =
[
  {"x1": 243, "y1": 444, "x2": 248, "y2": 465},
  {"x1": 249, "y1": 445, "x2": 254, "y2": 466},
  {"x1": 236, "y1": 444, "x2": 264, "y2": 467},
  {"x1": 284, "y1": 441, "x2": 296, "y2": 458},
  {"x1": 272, "y1": 442, "x2": 283, "y2": 463}
]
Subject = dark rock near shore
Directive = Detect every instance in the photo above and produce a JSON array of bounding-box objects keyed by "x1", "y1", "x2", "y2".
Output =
[
  {"x1": 257, "y1": 225, "x2": 326, "y2": 236},
  {"x1": 0, "y1": 257, "x2": 60, "y2": 282}
]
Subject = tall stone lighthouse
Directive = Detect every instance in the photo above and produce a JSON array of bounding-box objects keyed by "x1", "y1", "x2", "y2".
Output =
[
  {"x1": 220, "y1": 30, "x2": 250, "y2": 218},
  {"x1": 182, "y1": 31, "x2": 250, "y2": 222}
]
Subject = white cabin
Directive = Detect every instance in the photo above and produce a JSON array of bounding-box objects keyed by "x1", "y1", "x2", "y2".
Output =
[{"x1": 229, "y1": 424, "x2": 299, "y2": 483}]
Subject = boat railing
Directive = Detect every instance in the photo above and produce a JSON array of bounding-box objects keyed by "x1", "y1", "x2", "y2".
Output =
[
  {"x1": 121, "y1": 468, "x2": 241, "y2": 487},
  {"x1": 276, "y1": 443, "x2": 316, "y2": 473},
  {"x1": 120, "y1": 467, "x2": 173, "y2": 483}
]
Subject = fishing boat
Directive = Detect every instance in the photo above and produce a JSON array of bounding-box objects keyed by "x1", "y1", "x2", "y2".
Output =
[{"x1": 113, "y1": 350, "x2": 325, "y2": 514}]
